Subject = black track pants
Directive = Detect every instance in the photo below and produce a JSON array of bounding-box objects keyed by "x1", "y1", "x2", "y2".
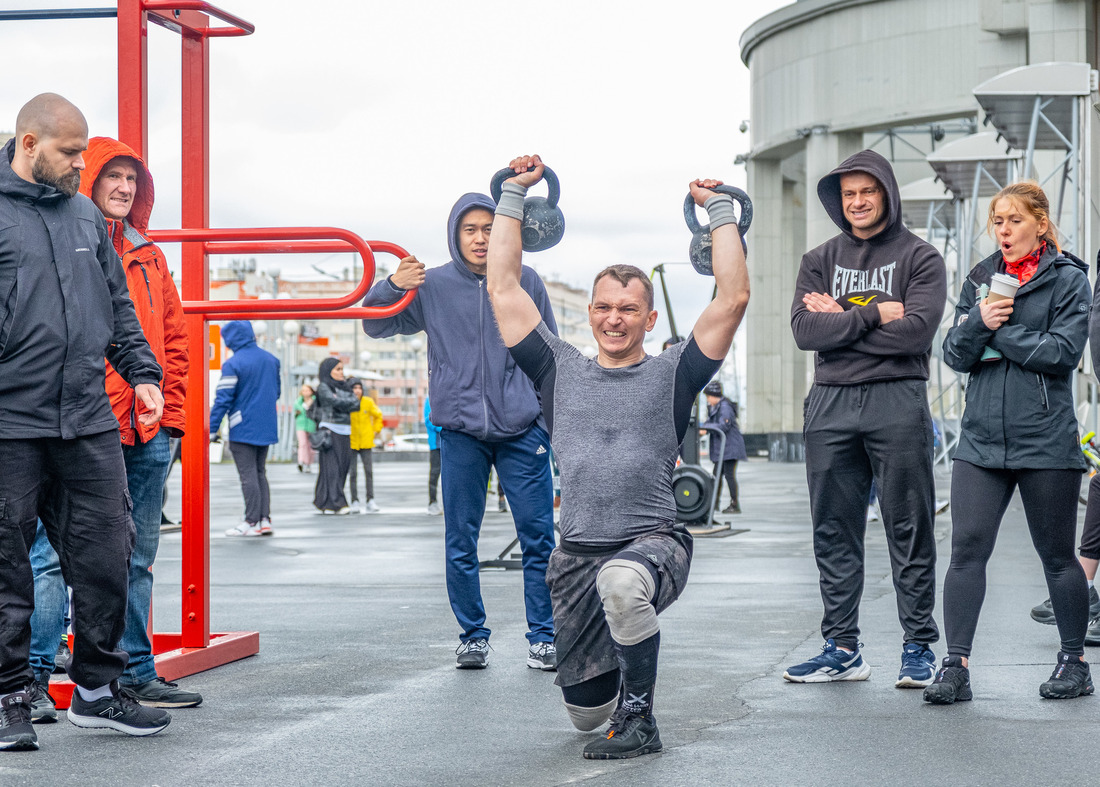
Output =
[
  {"x1": 803, "y1": 380, "x2": 939, "y2": 649},
  {"x1": 944, "y1": 461, "x2": 1087, "y2": 657}
]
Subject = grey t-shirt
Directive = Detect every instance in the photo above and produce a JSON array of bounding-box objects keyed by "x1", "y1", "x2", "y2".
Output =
[{"x1": 510, "y1": 322, "x2": 719, "y2": 546}]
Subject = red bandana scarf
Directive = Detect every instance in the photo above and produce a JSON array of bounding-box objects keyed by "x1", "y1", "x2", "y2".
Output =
[{"x1": 1004, "y1": 241, "x2": 1045, "y2": 285}]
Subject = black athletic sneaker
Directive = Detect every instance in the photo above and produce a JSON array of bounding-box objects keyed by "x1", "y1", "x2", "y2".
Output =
[
  {"x1": 27, "y1": 680, "x2": 56, "y2": 724},
  {"x1": 0, "y1": 692, "x2": 38, "y2": 751},
  {"x1": 1040, "y1": 652, "x2": 1095, "y2": 699},
  {"x1": 68, "y1": 684, "x2": 171, "y2": 736},
  {"x1": 124, "y1": 677, "x2": 203, "y2": 708},
  {"x1": 582, "y1": 713, "x2": 662, "y2": 760},
  {"x1": 923, "y1": 656, "x2": 973, "y2": 705},
  {"x1": 1032, "y1": 586, "x2": 1100, "y2": 626}
]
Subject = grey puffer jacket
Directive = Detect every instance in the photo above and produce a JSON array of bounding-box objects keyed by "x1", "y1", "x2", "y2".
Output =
[{"x1": 943, "y1": 244, "x2": 1089, "y2": 470}]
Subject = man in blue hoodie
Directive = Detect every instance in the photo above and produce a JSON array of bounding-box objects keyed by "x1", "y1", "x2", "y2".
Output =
[
  {"x1": 209, "y1": 321, "x2": 281, "y2": 537},
  {"x1": 363, "y1": 193, "x2": 558, "y2": 671}
]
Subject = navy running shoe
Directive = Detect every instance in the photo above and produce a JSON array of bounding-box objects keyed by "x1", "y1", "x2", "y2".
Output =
[
  {"x1": 896, "y1": 642, "x2": 936, "y2": 688},
  {"x1": 783, "y1": 639, "x2": 871, "y2": 683}
]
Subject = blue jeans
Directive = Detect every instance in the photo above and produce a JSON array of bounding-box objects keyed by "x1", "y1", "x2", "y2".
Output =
[
  {"x1": 440, "y1": 425, "x2": 555, "y2": 645},
  {"x1": 30, "y1": 430, "x2": 171, "y2": 687},
  {"x1": 28, "y1": 519, "x2": 67, "y2": 685},
  {"x1": 119, "y1": 430, "x2": 173, "y2": 685}
]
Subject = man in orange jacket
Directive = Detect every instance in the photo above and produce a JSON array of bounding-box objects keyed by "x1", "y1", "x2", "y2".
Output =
[{"x1": 28, "y1": 136, "x2": 200, "y2": 718}]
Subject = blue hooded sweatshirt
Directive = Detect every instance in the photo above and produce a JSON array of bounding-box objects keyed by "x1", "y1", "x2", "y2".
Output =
[
  {"x1": 362, "y1": 192, "x2": 557, "y2": 441},
  {"x1": 209, "y1": 320, "x2": 281, "y2": 445}
]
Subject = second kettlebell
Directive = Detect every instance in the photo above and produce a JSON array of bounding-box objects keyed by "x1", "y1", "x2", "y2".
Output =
[
  {"x1": 684, "y1": 185, "x2": 752, "y2": 275},
  {"x1": 490, "y1": 166, "x2": 566, "y2": 252}
]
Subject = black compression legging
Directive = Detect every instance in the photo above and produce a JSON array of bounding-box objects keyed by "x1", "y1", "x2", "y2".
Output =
[{"x1": 944, "y1": 460, "x2": 1087, "y2": 657}]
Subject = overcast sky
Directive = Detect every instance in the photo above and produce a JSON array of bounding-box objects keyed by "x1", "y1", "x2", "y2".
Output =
[{"x1": 1, "y1": 0, "x2": 790, "y2": 342}]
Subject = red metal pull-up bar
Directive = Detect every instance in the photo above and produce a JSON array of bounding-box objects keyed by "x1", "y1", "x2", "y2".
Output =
[{"x1": 147, "y1": 229, "x2": 414, "y2": 318}]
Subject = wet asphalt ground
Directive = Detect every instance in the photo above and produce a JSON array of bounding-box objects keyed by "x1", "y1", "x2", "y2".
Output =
[{"x1": 2, "y1": 456, "x2": 1096, "y2": 786}]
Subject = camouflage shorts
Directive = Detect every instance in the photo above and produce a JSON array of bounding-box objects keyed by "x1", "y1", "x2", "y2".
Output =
[{"x1": 547, "y1": 527, "x2": 693, "y2": 687}]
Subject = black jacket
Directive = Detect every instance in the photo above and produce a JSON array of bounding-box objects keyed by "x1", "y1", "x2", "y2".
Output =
[
  {"x1": 0, "y1": 139, "x2": 161, "y2": 439},
  {"x1": 943, "y1": 245, "x2": 1089, "y2": 469},
  {"x1": 314, "y1": 381, "x2": 360, "y2": 427},
  {"x1": 791, "y1": 149, "x2": 947, "y2": 384}
]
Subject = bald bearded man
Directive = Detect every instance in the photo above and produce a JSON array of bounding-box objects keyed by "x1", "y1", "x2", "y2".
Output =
[{"x1": 0, "y1": 94, "x2": 170, "y2": 751}]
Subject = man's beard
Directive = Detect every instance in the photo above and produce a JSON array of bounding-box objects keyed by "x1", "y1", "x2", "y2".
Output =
[{"x1": 31, "y1": 155, "x2": 81, "y2": 197}]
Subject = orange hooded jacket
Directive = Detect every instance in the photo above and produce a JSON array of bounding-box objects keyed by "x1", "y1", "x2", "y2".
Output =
[{"x1": 79, "y1": 137, "x2": 188, "y2": 445}]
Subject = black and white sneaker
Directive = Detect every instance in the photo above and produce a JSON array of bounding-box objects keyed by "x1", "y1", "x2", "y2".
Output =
[
  {"x1": 67, "y1": 683, "x2": 171, "y2": 736},
  {"x1": 0, "y1": 692, "x2": 37, "y2": 751},
  {"x1": 27, "y1": 680, "x2": 56, "y2": 724},
  {"x1": 455, "y1": 639, "x2": 490, "y2": 669},
  {"x1": 1040, "y1": 652, "x2": 1095, "y2": 699},
  {"x1": 527, "y1": 642, "x2": 557, "y2": 671}
]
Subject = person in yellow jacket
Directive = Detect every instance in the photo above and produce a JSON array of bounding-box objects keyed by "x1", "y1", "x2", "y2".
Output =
[{"x1": 348, "y1": 378, "x2": 384, "y2": 513}]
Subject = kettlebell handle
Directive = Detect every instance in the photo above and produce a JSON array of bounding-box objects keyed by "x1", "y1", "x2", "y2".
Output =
[
  {"x1": 682, "y1": 185, "x2": 753, "y2": 236},
  {"x1": 490, "y1": 165, "x2": 561, "y2": 209}
]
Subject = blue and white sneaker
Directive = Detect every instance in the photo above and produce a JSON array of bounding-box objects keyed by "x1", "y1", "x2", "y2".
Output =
[
  {"x1": 783, "y1": 639, "x2": 871, "y2": 683},
  {"x1": 896, "y1": 642, "x2": 936, "y2": 688}
]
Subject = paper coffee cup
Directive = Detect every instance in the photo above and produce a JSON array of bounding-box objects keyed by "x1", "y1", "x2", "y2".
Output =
[{"x1": 987, "y1": 273, "x2": 1020, "y2": 303}]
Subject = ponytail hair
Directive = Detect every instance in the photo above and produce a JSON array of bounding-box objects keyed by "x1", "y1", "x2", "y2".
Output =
[{"x1": 987, "y1": 180, "x2": 1061, "y2": 253}]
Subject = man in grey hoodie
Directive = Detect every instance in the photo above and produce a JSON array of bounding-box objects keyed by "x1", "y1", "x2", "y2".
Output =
[
  {"x1": 362, "y1": 192, "x2": 558, "y2": 671},
  {"x1": 785, "y1": 150, "x2": 946, "y2": 689}
]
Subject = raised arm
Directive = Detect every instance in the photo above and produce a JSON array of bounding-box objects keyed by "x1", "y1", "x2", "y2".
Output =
[
  {"x1": 486, "y1": 154, "x2": 548, "y2": 348},
  {"x1": 690, "y1": 180, "x2": 751, "y2": 361}
]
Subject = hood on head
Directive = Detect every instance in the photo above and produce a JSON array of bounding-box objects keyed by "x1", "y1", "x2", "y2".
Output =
[
  {"x1": 446, "y1": 192, "x2": 496, "y2": 268},
  {"x1": 816, "y1": 149, "x2": 902, "y2": 241},
  {"x1": 221, "y1": 320, "x2": 256, "y2": 351},
  {"x1": 78, "y1": 136, "x2": 155, "y2": 232}
]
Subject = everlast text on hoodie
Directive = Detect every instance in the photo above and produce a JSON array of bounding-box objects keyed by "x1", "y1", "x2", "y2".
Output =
[{"x1": 790, "y1": 149, "x2": 947, "y2": 385}]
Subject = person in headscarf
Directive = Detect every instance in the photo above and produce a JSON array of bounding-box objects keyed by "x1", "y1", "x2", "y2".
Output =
[{"x1": 312, "y1": 358, "x2": 361, "y2": 514}]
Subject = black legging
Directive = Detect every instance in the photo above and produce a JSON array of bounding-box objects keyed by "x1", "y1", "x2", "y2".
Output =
[
  {"x1": 944, "y1": 460, "x2": 1087, "y2": 657},
  {"x1": 713, "y1": 459, "x2": 739, "y2": 507}
]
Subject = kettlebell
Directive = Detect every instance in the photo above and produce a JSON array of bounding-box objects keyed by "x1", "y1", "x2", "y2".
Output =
[
  {"x1": 490, "y1": 166, "x2": 566, "y2": 252},
  {"x1": 683, "y1": 185, "x2": 752, "y2": 275}
]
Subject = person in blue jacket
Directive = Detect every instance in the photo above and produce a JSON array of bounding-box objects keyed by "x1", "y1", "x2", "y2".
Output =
[
  {"x1": 363, "y1": 192, "x2": 558, "y2": 671},
  {"x1": 425, "y1": 396, "x2": 443, "y2": 516},
  {"x1": 700, "y1": 380, "x2": 748, "y2": 514},
  {"x1": 209, "y1": 321, "x2": 281, "y2": 537}
]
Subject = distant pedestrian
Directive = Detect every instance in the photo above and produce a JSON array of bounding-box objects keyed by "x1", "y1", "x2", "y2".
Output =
[
  {"x1": 425, "y1": 396, "x2": 442, "y2": 516},
  {"x1": 209, "y1": 321, "x2": 280, "y2": 537},
  {"x1": 700, "y1": 380, "x2": 747, "y2": 514},
  {"x1": 294, "y1": 384, "x2": 317, "y2": 473},
  {"x1": 348, "y1": 379, "x2": 384, "y2": 514},
  {"x1": 313, "y1": 358, "x2": 361, "y2": 514}
]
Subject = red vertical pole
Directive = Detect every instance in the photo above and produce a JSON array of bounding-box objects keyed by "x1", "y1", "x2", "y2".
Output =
[
  {"x1": 116, "y1": 0, "x2": 148, "y2": 158},
  {"x1": 179, "y1": 11, "x2": 212, "y2": 649}
]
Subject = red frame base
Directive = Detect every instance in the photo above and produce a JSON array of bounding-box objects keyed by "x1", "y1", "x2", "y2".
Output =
[{"x1": 48, "y1": 631, "x2": 259, "y2": 709}]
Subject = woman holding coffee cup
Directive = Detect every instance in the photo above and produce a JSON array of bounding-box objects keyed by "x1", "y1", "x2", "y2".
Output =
[{"x1": 928, "y1": 181, "x2": 1092, "y2": 704}]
